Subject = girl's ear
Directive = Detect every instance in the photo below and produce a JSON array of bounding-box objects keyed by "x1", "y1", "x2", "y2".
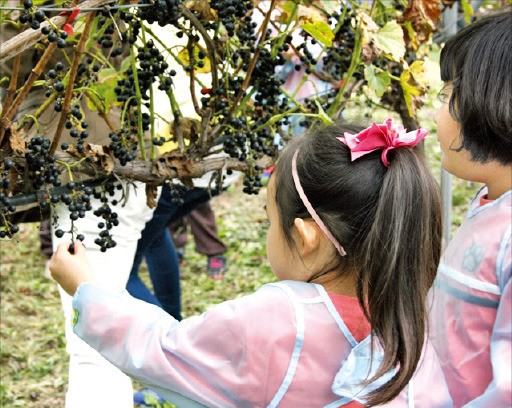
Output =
[{"x1": 293, "y1": 218, "x2": 321, "y2": 256}]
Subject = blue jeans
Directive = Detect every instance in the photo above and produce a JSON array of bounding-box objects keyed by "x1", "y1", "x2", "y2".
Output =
[{"x1": 126, "y1": 185, "x2": 213, "y2": 320}]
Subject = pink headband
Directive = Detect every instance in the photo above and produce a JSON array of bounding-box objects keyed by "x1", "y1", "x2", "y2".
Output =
[
  {"x1": 337, "y1": 118, "x2": 428, "y2": 166},
  {"x1": 290, "y1": 118, "x2": 426, "y2": 257},
  {"x1": 291, "y1": 149, "x2": 347, "y2": 257}
]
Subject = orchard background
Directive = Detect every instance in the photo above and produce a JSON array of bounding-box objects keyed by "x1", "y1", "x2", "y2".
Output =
[{"x1": 0, "y1": 0, "x2": 506, "y2": 406}]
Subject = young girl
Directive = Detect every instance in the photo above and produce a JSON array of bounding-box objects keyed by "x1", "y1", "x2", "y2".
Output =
[
  {"x1": 429, "y1": 9, "x2": 512, "y2": 407},
  {"x1": 49, "y1": 119, "x2": 452, "y2": 407}
]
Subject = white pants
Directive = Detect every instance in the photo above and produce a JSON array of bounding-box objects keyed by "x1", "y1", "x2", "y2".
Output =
[{"x1": 53, "y1": 181, "x2": 156, "y2": 408}]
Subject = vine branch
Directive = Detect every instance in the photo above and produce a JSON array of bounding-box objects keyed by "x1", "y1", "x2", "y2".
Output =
[
  {"x1": 0, "y1": 43, "x2": 57, "y2": 144},
  {"x1": 0, "y1": 0, "x2": 116, "y2": 64},
  {"x1": 50, "y1": 11, "x2": 97, "y2": 155}
]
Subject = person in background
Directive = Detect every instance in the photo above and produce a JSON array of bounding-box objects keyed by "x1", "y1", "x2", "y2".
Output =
[
  {"x1": 428, "y1": 8, "x2": 511, "y2": 407},
  {"x1": 49, "y1": 119, "x2": 452, "y2": 407},
  {"x1": 169, "y1": 201, "x2": 228, "y2": 279},
  {"x1": 125, "y1": 184, "x2": 213, "y2": 321}
]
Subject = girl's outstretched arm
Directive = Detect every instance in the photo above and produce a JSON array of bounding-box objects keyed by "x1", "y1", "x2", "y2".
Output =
[{"x1": 49, "y1": 241, "x2": 95, "y2": 295}]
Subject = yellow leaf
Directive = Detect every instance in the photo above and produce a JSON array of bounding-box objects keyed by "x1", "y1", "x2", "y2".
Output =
[{"x1": 177, "y1": 46, "x2": 211, "y2": 74}]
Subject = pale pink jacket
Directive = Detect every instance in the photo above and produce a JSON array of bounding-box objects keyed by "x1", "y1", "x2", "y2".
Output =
[
  {"x1": 429, "y1": 188, "x2": 511, "y2": 407},
  {"x1": 72, "y1": 280, "x2": 452, "y2": 407}
]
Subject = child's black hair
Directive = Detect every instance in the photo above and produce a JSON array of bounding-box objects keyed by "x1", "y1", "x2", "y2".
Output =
[
  {"x1": 441, "y1": 8, "x2": 512, "y2": 165},
  {"x1": 273, "y1": 122, "x2": 442, "y2": 405}
]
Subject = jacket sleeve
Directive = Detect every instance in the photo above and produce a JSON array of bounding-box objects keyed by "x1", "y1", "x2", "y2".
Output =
[
  {"x1": 72, "y1": 282, "x2": 293, "y2": 407},
  {"x1": 464, "y1": 270, "x2": 511, "y2": 407}
]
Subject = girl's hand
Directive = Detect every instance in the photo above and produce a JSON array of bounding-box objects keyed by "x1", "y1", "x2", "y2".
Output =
[{"x1": 49, "y1": 241, "x2": 95, "y2": 296}]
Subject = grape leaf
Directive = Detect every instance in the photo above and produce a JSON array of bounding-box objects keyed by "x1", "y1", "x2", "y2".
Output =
[
  {"x1": 400, "y1": 62, "x2": 425, "y2": 116},
  {"x1": 364, "y1": 65, "x2": 391, "y2": 97},
  {"x1": 86, "y1": 68, "x2": 120, "y2": 113},
  {"x1": 301, "y1": 21, "x2": 334, "y2": 47},
  {"x1": 278, "y1": 1, "x2": 297, "y2": 24},
  {"x1": 177, "y1": 46, "x2": 211, "y2": 74},
  {"x1": 373, "y1": 20, "x2": 405, "y2": 61}
]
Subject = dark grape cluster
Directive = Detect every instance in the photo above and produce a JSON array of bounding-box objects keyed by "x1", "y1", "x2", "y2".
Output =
[
  {"x1": 97, "y1": 16, "x2": 115, "y2": 50},
  {"x1": 108, "y1": 130, "x2": 138, "y2": 166},
  {"x1": 25, "y1": 136, "x2": 61, "y2": 190},
  {"x1": 19, "y1": 0, "x2": 68, "y2": 48},
  {"x1": 120, "y1": 12, "x2": 141, "y2": 45},
  {"x1": 294, "y1": 33, "x2": 318, "y2": 75},
  {"x1": 251, "y1": 47, "x2": 287, "y2": 110},
  {"x1": 167, "y1": 183, "x2": 186, "y2": 206},
  {"x1": 135, "y1": 39, "x2": 170, "y2": 99},
  {"x1": 65, "y1": 105, "x2": 89, "y2": 154},
  {"x1": 51, "y1": 182, "x2": 93, "y2": 223},
  {"x1": 91, "y1": 182, "x2": 122, "y2": 252},
  {"x1": 209, "y1": 0, "x2": 254, "y2": 37},
  {"x1": 41, "y1": 26, "x2": 68, "y2": 49},
  {"x1": 322, "y1": 14, "x2": 356, "y2": 81},
  {"x1": 48, "y1": 181, "x2": 126, "y2": 252},
  {"x1": 242, "y1": 168, "x2": 264, "y2": 195},
  {"x1": 19, "y1": 0, "x2": 46, "y2": 31},
  {"x1": 137, "y1": 0, "x2": 182, "y2": 26},
  {"x1": 47, "y1": 62, "x2": 70, "y2": 114}
]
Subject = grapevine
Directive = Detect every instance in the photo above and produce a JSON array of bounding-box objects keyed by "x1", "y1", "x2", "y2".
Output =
[{"x1": 0, "y1": 0, "x2": 493, "y2": 247}]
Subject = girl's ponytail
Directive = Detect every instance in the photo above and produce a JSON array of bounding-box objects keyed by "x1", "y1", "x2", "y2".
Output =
[
  {"x1": 360, "y1": 148, "x2": 442, "y2": 404},
  {"x1": 274, "y1": 121, "x2": 442, "y2": 405}
]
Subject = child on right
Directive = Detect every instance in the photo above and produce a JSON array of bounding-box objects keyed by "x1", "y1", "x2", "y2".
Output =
[
  {"x1": 49, "y1": 119, "x2": 451, "y2": 407},
  {"x1": 428, "y1": 8, "x2": 511, "y2": 408}
]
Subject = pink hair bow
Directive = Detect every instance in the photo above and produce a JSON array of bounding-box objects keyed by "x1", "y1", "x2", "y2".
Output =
[{"x1": 337, "y1": 118, "x2": 428, "y2": 166}]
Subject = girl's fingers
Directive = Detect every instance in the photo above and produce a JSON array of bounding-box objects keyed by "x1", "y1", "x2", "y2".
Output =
[
  {"x1": 56, "y1": 241, "x2": 85, "y2": 255},
  {"x1": 56, "y1": 242, "x2": 72, "y2": 254}
]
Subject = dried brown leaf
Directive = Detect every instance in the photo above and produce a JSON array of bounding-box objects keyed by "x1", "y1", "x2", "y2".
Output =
[
  {"x1": 399, "y1": 0, "x2": 442, "y2": 45},
  {"x1": 9, "y1": 127, "x2": 26, "y2": 154},
  {"x1": 67, "y1": 143, "x2": 115, "y2": 173},
  {"x1": 187, "y1": 0, "x2": 217, "y2": 21},
  {"x1": 145, "y1": 184, "x2": 158, "y2": 208},
  {"x1": 361, "y1": 44, "x2": 381, "y2": 64},
  {"x1": 169, "y1": 117, "x2": 203, "y2": 145},
  {"x1": 152, "y1": 150, "x2": 195, "y2": 181}
]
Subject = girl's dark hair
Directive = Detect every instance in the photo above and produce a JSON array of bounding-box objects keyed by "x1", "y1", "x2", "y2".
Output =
[
  {"x1": 441, "y1": 8, "x2": 512, "y2": 164},
  {"x1": 274, "y1": 122, "x2": 442, "y2": 405}
]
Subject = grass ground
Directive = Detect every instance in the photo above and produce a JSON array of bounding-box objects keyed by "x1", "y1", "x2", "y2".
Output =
[{"x1": 0, "y1": 150, "x2": 480, "y2": 407}]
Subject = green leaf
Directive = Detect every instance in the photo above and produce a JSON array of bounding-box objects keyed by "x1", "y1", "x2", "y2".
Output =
[
  {"x1": 280, "y1": 1, "x2": 297, "y2": 23},
  {"x1": 460, "y1": 0, "x2": 474, "y2": 24},
  {"x1": 373, "y1": 20, "x2": 405, "y2": 61},
  {"x1": 120, "y1": 57, "x2": 132, "y2": 74},
  {"x1": 86, "y1": 68, "x2": 121, "y2": 113},
  {"x1": 301, "y1": 21, "x2": 334, "y2": 47},
  {"x1": 364, "y1": 65, "x2": 391, "y2": 97}
]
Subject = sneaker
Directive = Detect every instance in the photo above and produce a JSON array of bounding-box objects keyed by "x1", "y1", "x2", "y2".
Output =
[
  {"x1": 133, "y1": 389, "x2": 165, "y2": 406},
  {"x1": 207, "y1": 255, "x2": 226, "y2": 279}
]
